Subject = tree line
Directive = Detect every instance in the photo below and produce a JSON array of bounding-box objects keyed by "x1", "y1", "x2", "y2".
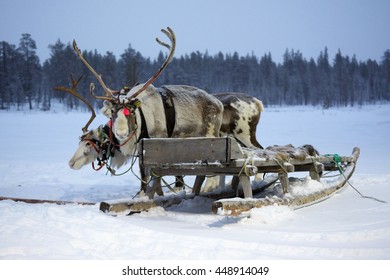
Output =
[{"x1": 1, "y1": 33, "x2": 389, "y2": 111}]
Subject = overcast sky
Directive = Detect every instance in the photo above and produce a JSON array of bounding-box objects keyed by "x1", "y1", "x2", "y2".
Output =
[{"x1": 1, "y1": 0, "x2": 389, "y2": 64}]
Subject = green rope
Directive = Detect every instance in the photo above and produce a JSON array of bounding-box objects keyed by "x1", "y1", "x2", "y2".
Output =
[
  {"x1": 333, "y1": 154, "x2": 342, "y2": 171},
  {"x1": 323, "y1": 153, "x2": 387, "y2": 204},
  {"x1": 323, "y1": 153, "x2": 343, "y2": 173}
]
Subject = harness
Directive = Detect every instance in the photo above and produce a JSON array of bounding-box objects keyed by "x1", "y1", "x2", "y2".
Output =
[
  {"x1": 86, "y1": 85, "x2": 175, "y2": 175},
  {"x1": 109, "y1": 99, "x2": 147, "y2": 146},
  {"x1": 81, "y1": 125, "x2": 119, "y2": 172},
  {"x1": 158, "y1": 86, "x2": 176, "y2": 138}
]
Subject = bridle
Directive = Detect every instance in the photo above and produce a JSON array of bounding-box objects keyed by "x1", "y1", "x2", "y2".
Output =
[
  {"x1": 56, "y1": 28, "x2": 175, "y2": 175},
  {"x1": 108, "y1": 98, "x2": 142, "y2": 147},
  {"x1": 80, "y1": 125, "x2": 117, "y2": 172}
]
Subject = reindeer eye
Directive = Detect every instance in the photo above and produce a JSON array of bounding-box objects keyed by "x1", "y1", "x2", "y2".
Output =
[{"x1": 85, "y1": 142, "x2": 91, "y2": 147}]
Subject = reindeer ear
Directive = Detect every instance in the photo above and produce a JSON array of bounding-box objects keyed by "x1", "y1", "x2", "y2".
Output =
[
  {"x1": 97, "y1": 125, "x2": 103, "y2": 137},
  {"x1": 101, "y1": 101, "x2": 114, "y2": 117}
]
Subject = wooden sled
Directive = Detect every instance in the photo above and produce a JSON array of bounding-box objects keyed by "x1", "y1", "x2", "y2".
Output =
[
  {"x1": 212, "y1": 147, "x2": 360, "y2": 215},
  {"x1": 100, "y1": 137, "x2": 360, "y2": 216}
]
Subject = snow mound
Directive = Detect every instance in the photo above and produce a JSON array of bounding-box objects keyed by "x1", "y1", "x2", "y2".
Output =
[
  {"x1": 1, "y1": 105, "x2": 390, "y2": 259},
  {"x1": 240, "y1": 205, "x2": 297, "y2": 225}
]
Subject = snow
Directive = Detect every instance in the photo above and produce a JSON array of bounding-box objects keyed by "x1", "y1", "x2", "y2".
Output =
[{"x1": 1, "y1": 105, "x2": 390, "y2": 260}]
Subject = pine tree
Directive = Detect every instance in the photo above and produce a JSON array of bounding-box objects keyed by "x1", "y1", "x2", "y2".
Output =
[
  {"x1": 18, "y1": 33, "x2": 41, "y2": 110},
  {"x1": 380, "y1": 50, "x2": 390, "y2": 101}
]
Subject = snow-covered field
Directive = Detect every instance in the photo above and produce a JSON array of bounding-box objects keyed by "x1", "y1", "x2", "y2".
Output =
[{"x1": 1, "y1": 104, "x2": 390, "y2": 260}]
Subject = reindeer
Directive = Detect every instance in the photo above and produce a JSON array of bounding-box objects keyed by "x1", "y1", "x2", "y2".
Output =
[
  {"x1": 61, "y1": 28, "x2": 224, "y2": 198},
  {"x1": 212, "y1": 92, "x2": 264, "y2": 149},
  {"x1": 54, "y1": 76, "x2": 130, "y2": 173},
  {"x1": 64, "y1": 91, "x2": 265, "y2": 195},
  {"x1": 67, "y1": 123, "x2": 130, "y2": 173},
  {"x1": 107, "y1": 90, "x2": 265, "y2": 194},
  {"x1": 59, "y1": 27, "x2": 265, "y2": 198},
  {"x1": 98, "y1": 31, "x2": 265, "y2": 194}
]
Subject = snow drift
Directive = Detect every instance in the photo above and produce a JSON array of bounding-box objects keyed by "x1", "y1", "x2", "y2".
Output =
[{"x1": 0, "y1": 105, "x2": 389, "y2": 259}]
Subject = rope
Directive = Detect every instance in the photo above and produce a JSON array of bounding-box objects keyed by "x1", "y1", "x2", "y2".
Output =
[
  {"x1": 237, "y1": 157, "x2": 258, "y2": 178},
  {"x1": 109, "y1": 120, "x2": 137, "y2": 148},
  {"x1": 273, "y1": 158, "x2": 290, "y2": 174},
  {"x1": 238, "y1": 158, "x2": 249, "y2": 177},
  {"x1": 326, "y1": 154, "x2": 387, "y2": 204},
  {"x1": 151, "y1": 172, "x2": 177, "y2": 193},
  {"x1": 150, "y1": 172, "x2": 192, "y2": 193},
  {"x1": 92, "y1": 161, "x2": 106, "y2": 171},
  {"x1": 128, "y1": 144, "x2": 150, "y2": 184}
]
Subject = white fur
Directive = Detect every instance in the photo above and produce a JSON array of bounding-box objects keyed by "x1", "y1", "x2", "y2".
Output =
[
  {"x1": 109, "y1": 84, "x2": 225, "y2": 195},
  {"x1": 114, "y1": 109, "x2": 131, "y2": 141},
  {"x1": 164, "y1": 85, "x2": 223, "y2": 137},
  {"x1": 101, "y1": 100, "x2": 114, "y2": 118},
  {"x1": 114, "y1": 108, "x2": 141, "y2": 157},
  {"x1": 112, "y1": 84, "x2": 168, "y2": 156},
  {"x1": 69, "y1": 127, "x2": 130, "y2": 171},
  {"x1": 69, "y1": 140, "x2": 98, "y2": 169},
  {"x1": 231, "y1": 99, "x2": 263, "y2": 148}
]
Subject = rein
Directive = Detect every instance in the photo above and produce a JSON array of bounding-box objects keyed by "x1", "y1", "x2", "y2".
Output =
[
  {"x1": 92, "y1": 161, "x2": 106, "y2": 171},
  {"x1": 83, "y1": 98, "x2": 143, "y2": 175},
  {"x1": 108, "y1": 120, "x2": 138, "y2": 148},
  {"x1": 81, "y1": 137, "x2": 106, "y2": 171},
  {"x1": 83, "y1": 138, "x2": 100, "y2": 154},
  {"x1": 81, "y1": 126, "x2": 115, "y2": 173}
]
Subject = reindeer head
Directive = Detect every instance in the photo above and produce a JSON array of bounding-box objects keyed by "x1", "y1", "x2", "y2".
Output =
[
  {"x1": 68, "y1": 124, "x2": 130, "y2": 170},
  {"x1": 54, "y1": 76, "x2": 107, "y2": 170},
  {"x1": 98, "y1": 28, "x2": 175, "y2": 152},
  {"x1": 68, "y1": 129, "x2": 102, "y2": 169},
  {"x1": 57, "y1": 27, "x2": 175, "y2": 160}
]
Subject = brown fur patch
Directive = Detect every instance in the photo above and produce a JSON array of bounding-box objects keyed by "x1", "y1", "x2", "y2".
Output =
[{"x1": 243, "y1": 144, "x2": 320, "y2": 162}]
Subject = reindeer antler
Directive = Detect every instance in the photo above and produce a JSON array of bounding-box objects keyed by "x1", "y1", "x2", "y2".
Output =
[
  {"x1": 54, "y1": 75, "x2": 96, "y2": 133},
  {"x1": 128, "y1": 27, "x2": 176, "y2": 100},
  {"x1": 72, "y1": 40, "x2": 118, "y2": 102}
]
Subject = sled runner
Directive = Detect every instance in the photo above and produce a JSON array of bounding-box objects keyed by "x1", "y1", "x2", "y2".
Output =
[{"x1": 99, "y1": 137, "x2": 360, "y2": 215}]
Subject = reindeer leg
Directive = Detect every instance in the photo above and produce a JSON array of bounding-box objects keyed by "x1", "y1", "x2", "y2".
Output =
[
  {"x1": 175, "y1": 175, "x2": 185, "y2": 191},
  {"x1": 146, "y1": 176, "x2": 163, "y2": 199},
  {"x1": 155, "y1": 176, "x2": 164, "y2": 196},
  {"x1": 139, "y1": 164, "x2": 149, "y2": 195},
  {"x1": 231, "y1": 175, "x2": 240, "y2": 196}
]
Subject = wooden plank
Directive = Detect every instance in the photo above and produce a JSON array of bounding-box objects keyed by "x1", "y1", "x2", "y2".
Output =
[
  {"x1": 99, "y1": 175, "x2": 279, "y2": 214},
  {"x1": 140, "y1": 137, "x2": 236, "y2": 165},
  {"x1": 100, "y1": 196, "x2": 183, "y2": 214},
  {"x1": 0, "y1": 196, "x2": 95, "y2": 206},
  {"x1": 212, "y1": 147, "x2": 360, "y2": 215},
  {"x1": 279, "y1": 173, "x2": 289, "y2": 194},
  {"x1": 143, "y1": 161, "x2": 339, "y2": 177},
  {"x1": 231, "y1": 155, "x2": 354, "y2": 168},
  {"x1": 240, "y1": 175, "x2": 253, "y2": 198},
  {"x1": 140, "y1": 138, "x2": 356, "y2": 179},
  {"x1": 212, "y1": 176, "x2": 351, "y2": 215}
]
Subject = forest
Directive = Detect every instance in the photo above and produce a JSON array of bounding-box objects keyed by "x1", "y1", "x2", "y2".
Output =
[{"x1": 1, "y1": 33, "x2": 389, "y2": 111}]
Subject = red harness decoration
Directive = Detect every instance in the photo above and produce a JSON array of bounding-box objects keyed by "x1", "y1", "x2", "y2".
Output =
[
  {"x1": 108, "y1": 107, "x2": 138, "y2": 147},
  {"x1": 123, "y1": 107, "x2": 130, "y2": 116}
]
